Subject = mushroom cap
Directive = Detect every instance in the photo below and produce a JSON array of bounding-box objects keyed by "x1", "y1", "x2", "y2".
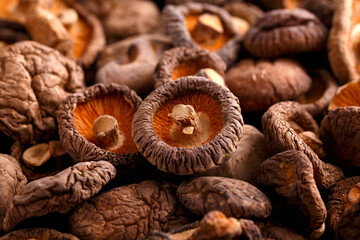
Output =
[
  {"x1": 328, "y1": 80, "x2": 360, "y2": 111},
  {"x1": 57, "y1": 83, "x2": 143, "y2": 171},
  {"x1": 0, "y1": 40, "x2": 84, "y2": 145},
  {"x1": 96, "y1": 34, "x2": 173, "y2": 96},
  {"x1": 320, "y1": 107, "x2": 360, "y2": 168},
  {"x1": 2, "y1": 160, "x2": 116, "y2": 232},
  {"x1": 132, "y1": 76, "x2": 244, "y2": 175},
  {"x1": 262, "y1": 101, "x2": 344, "y2": 189},
  {"x1": 244, "y1": 8, "x2": 327, "y2": 58},
  {"x1": 224, "y1": 1, "x2": 264, "y2": 25},
  {"x1": 177, "y1": 176, "x2": 272, "y2": 219},
  {"x1": 337, "y1": 198, "x2": 360, "y2": 240},
  {"x1": 225, "y1": 58, "x2": 312, "y2": 112},
  {"x1": 162, "y1": 2, "x2": 241, "y2": 66},
  {"x1": 0, "y1": 228, "x2": 80, "y2": 240},
  {"x1": 154, "y1": 46, "x2": 226, "y2": 88}
]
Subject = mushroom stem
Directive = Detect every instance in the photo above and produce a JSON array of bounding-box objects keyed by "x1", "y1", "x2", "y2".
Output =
[
  {"x1": 168, "y1": 104, "x2": 198, "y2": 135},
  {"x1": 93, "y1": 115, "x2": 125, "y2": 150}
]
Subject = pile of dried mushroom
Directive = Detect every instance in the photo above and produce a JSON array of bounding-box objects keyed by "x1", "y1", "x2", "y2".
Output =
[{"x1": 0, "y1": 0, "x2": 359, "y2": 239}]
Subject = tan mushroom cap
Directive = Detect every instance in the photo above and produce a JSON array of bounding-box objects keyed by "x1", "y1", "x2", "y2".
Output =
[{"x1": 328, "y1": 79, "x2": 360, "y2": 110}]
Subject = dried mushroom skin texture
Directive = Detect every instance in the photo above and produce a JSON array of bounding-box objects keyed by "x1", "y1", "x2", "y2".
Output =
[
  {"x1": 162, "y1": 3, "x2": 241, "y2": 66},
  {"x1": 244, "y1": 8, "x2": 327, "y2": 58},
  {"x1": 295, "y1": 69, "x2": 338, "y2": 117},
  {"x1": 177, "y1": 176, "x2": 272, "y2": 219},
  {"x1": 328, "y1": 0, "x2": 360, "y2": 83},
  {"x1": 2, "y1": 161, "x2": 116, "y2": 232},
  {"x1": 327, "y1": 176, "x2": 360, "y2": 233},
  {"x1": 257, "y1": 150, "x2": 327, "y2": 238},
  {"x1": 0, "y1": 41, "x2": 84, "y2": 145},
  {"x1": 69, "y1": 180, "x2": 191, "y2": 240},
  {"x1": 225, "y1": 58, "x2": 312, "y2": 112},
  {"x1": 0, "y1": 228, "x2": 80, "y2": 240},
  {"x1": 57, "y1": 83, "x2": 143, "y2": 170},
  {"x1": 337, "y1": 198, "x2": 360, "y2": 240},
  {"x1": 319, "y1": 107, "x2": 360, "y2": 168},
  {"x1": 328, "y1": 80, "x2": 360, "y2": 110},
  {"x1": 0, "y1": 154, "x2": 27, "y2": 232},
  {"x1": 154, "y1": 46, "x2": 226, "y2": 88},
  {"x1": 96, "y1": 34, "x2": 173, "y2": 96},
  {"x1": 132, "y1": 76, "x2": 244, "y2": 175},
  {"x1": 262, "y1": 101, "x2": 344, "y2": 189}
]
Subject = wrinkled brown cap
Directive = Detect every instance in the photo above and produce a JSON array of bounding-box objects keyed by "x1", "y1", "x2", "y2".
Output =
[
  {"x1": 0, "y1": 41, "x2": 84, "y2": 145},
  {"x1": 262, "y1": 101, "x2": 344, "y2": 189},
  {"x1": 2, "y1": 160, "x2": 116, "y2": 232},
  {"x1": 320, "y1": 107, "x2": 360, "y2": 168},
  {"x1": 154, "y1": 46, "x2": 226, "y2": 88},
  {"x1": 69, "y1": 180, "x2": 191, "y2": 240},
  {"x1": 132, "y1": 76, "x2": 244, "y2": 175},
  {"x1": 225, "y1": 58, "x2": 312, "y2": 112},
  {"x1": 244, "y1": 8, "x2": 327, "y2": 58},
  {"x1": 0, "y1": 228, "x2": 79, "y2": 240},
  {"x1": 328, "y1": 80, "x2": 360, "y2": 111}
]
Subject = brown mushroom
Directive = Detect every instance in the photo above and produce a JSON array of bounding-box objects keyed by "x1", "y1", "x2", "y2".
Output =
[
  {"x1": 177, "y1": 176, "x2": 272, "y2": 219},
  {"x1": 295, "y1": 69, "x2": 338, "y2": 117},
  {"x1": 257, "y1": 150, "x2": 327, "y2": 239},
  {"x1": 328, "y1": 80, "x2": 360, "y2": 110},
  {"x1": 132, "y1": 76, "x2": 244, "y2": 175},
  {"x1": 154, "y1": 46, "x2": 226, "y2": 88},
  {"x1": 262, "y1": 101, "x2": 344, "y2": 189},
  {"x1": 337, "y1": 197, "x2": 360, "y2": 240},
  {"x1": 320, "y1": 107, "x2": 360, "y2": 168},
  {"x1": 244, "y1": 8, "x2": 327, "y2": 58},
  {"x1": 96, "y1": 34, "x2": 173, "y2": 96},
  {"x1": 162, "y1": 2, "x2": 241, "y2": 66},
  {"x1": 69, "y1": 180, "x2": 192, "y2": 240},
  {"x1": 0, "y1": 228, "x2": 79, "y2": 240},
  {"x1": 225, "y1": 58, "x2": 312, "y2": 112},
  {"x1": 57, "y1": 83, "x2": 143, "y2": 173},
  {"x1": 2, "y1": 160, "x2": 116, "y2": 232}
]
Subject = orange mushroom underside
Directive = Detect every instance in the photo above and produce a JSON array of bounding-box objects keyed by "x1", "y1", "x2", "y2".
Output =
[
  {"x1": 73, "y1": 93, "x2": 138, "y2": 154},
  {"x1": 329, "y1": 80, "x2": 360, "y2": 110},
  {"x1": 152, "y1": 91, "x2": 223, "y2": 148},
  {"x1": 171, "y1": 60, "x2": 211, "y2": 80}
]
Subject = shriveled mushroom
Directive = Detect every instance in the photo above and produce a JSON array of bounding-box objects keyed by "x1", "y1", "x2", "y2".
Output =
[
  {"x1": 132, "y1": 76, "x2": 244, "y2": 175},
  {"x1": 244, "y1": 8, "x2": 327, "y2": 58},
  {"x1": 154, "y1": 46, "x2": 226, "y2": 88},
  {"x1": 0, "y1": 228, "x2": 79, "y2": 240},
  {"x1": 262, "y1": 101, "x2": 344, "y2": 189},
  {"x1": 162, "y1": 2, "x2": 241, "y2": 66},
  {"x1": 225, "y1": 58, "x2": 312, "y2": 112},
  {"x1": 2, "y1": 161, "x2": 116, "y2": 232},
  {"x1": 328, "y1": 80, "x2": 360, "y2": 110}
]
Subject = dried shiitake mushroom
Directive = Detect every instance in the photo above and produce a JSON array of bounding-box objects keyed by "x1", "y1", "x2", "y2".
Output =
[
  {"x1": 0, "y1": 154, "x2": 27, "y2": 233},
  {"x1": 320, "y1": 107, "x2": 360, "y2": 168},
  {"x1": 96, "y1": 34, "x2": 173, "y2": 96},
  {"x1": 69, "y1": 180, "x2": 191, "y2": 240},
  {"x1": 2, "y1": 161, "x2": 116, "y2": 232},
  {"x1": 244, "y1": 8, "x2": 327, "y2": 58},
  {"x1": 162, "y1": 2, "x2": 241, "y2": 65},
  {"x1": 132, "y1": 76, "x2": 244, "y2": 175},
  {"x1": 328, "y1": 80, "x2": 360, "y2": 110},
  {"x1": 154, "y1": 46, "x2": 226, "y2": 88},
  {"x1": 225, "y1": 58, "x2": 312, "y2": 112},
  {"x1": 177, "y1": 176, "x2": 272, "y2": 219},
  {"x1": 0, "y1": 228, "x2": 80, "y2": 240},
  {"x1": 58, "y1": 84, "x2": 143, "y2": 173},
  {"x1": 336, "y1": 197, "x2": 360, "y2": 240},
  {"x1": 0, "y1": 41, "x2": 84, "y2": 146},
  {"x1": 262, "y1": 101, "x2": 344, "y2": 189},
  {"x1": 257, "y1": 150, "x2": 327, "y2": 239},
  {"x1": 295, "y1": 69, "x2": 338, "y2": 117}
]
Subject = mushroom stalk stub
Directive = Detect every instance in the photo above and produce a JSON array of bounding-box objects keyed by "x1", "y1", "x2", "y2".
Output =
[
  {"x1": 93, "y1": 115, "x2": 125, "y2": 151},
  {"x1": 168, "y1": 104, "x2": 197, "y2": 135}
]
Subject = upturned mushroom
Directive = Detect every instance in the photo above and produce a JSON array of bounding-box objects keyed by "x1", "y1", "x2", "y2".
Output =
[
  {"x1": 132, "y1": 76, "x2": 244, "y2": 175},
  {"x1": 328, "y1": 80, "x2": 360, "y2": 110}
]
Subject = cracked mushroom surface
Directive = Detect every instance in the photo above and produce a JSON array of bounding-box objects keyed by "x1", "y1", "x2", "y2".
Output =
[
  {"x1": 154, "y1": 46, "x2": 226, "y2": 88},
  {"x1": 328, "y1": 80, "x2": 360, "y2": 110},
  {"x1": 262, "y1": 101, "x2": 344, "y2": 189},
  {"x1": 162, "y1": 2, "x2": 241, "y2": 66},
  {"x1": 0, "y1": 228, "x2": 80, "y2": 240},
  {"x1": 257, "y1": 150, "x2": 327, "y2": 239},
  {"x1": 244, "y1": 8, "x2": 327, "y2": 58},
  {"x1": 132, "y1": 76, "x2": 244, "y2": 175},
  {"x1": 2, "y1": 160, "x2": 116, "y2": 232},
  {"x1": 96, "y1": 34, "x2": 173, "y2": 96},
  {"x1": 57, "y1": 83, "x2": 143, "y2": 171},
  {"x1": 69, "y1": 180, "x2": 192, "y2": 240},
  {"x1": 0, "y1": 41, "x2": 84, "y2": 145},
  {"x1": 177, "y1": 176, "x2": 272, "y2": 219},
  {"x1": 320, "y1": 107, "x2": 360, "y2": 168},
  {"x1": 0, "y1": 154, "x2": 27, "y2": 233},
  {"x1": 225, "y1": 58, "x2": 312, "y2": 112}
]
